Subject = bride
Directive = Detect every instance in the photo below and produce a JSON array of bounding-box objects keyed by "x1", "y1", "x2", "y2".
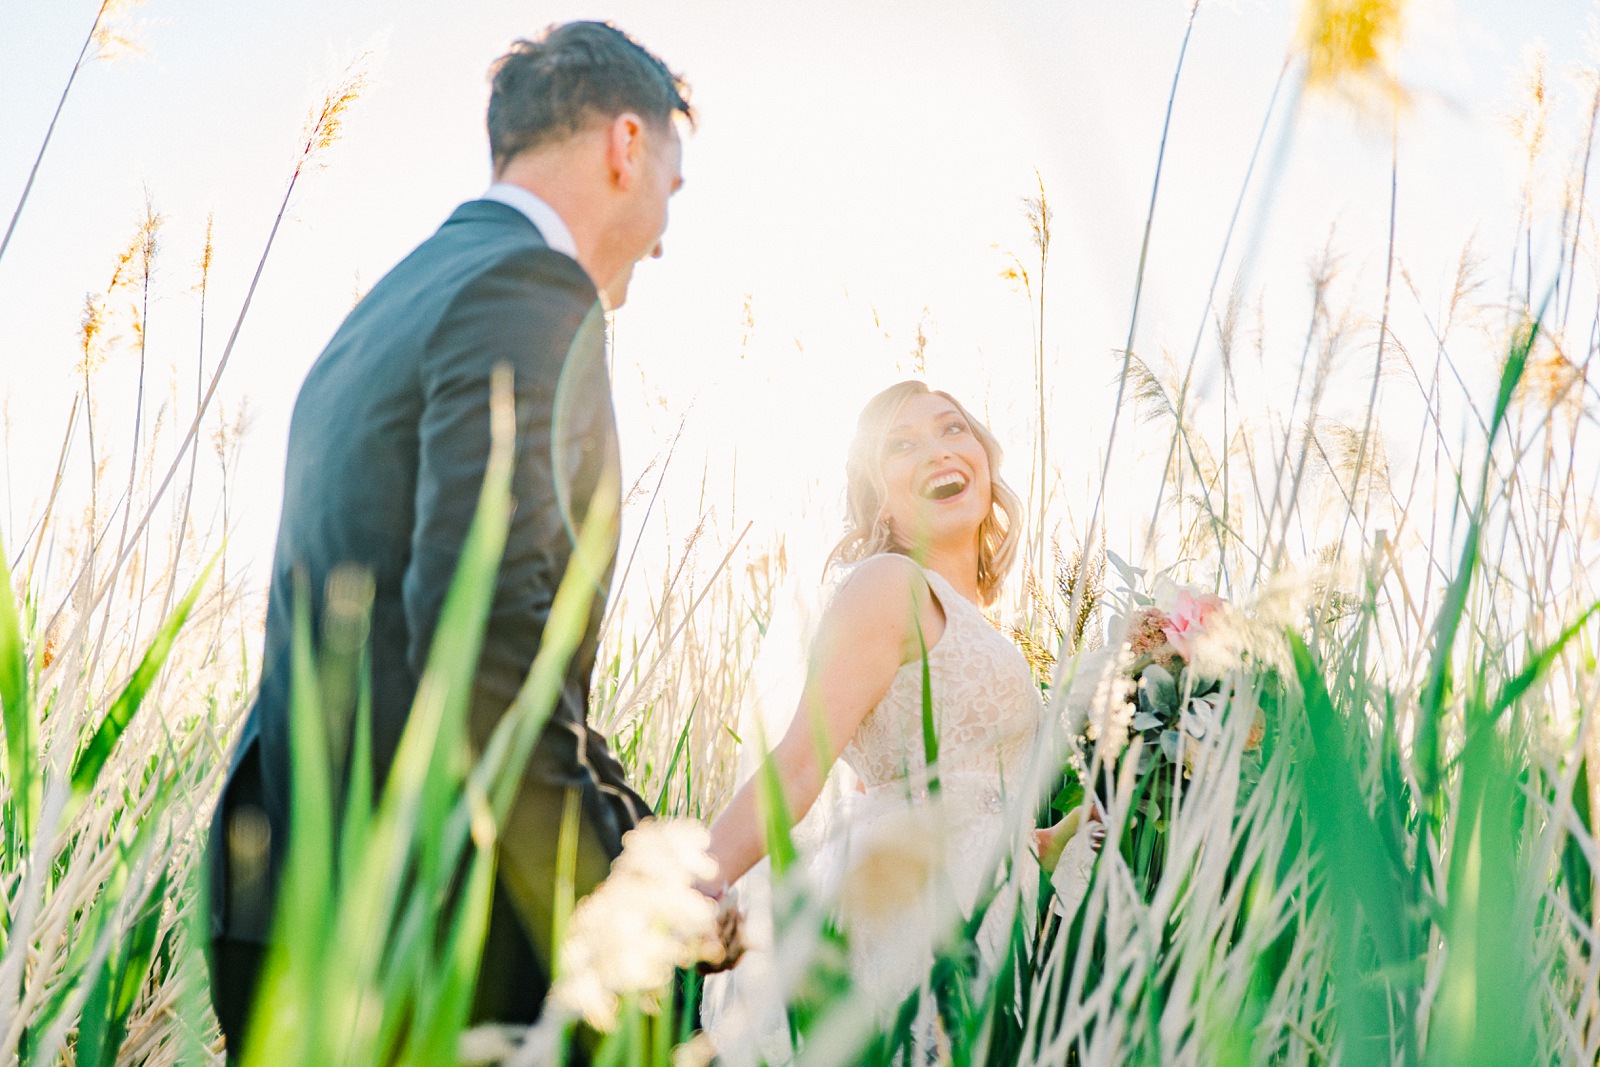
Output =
[{"x1": 698, "y1": 380, "x2": 1101, "y2": 1058}]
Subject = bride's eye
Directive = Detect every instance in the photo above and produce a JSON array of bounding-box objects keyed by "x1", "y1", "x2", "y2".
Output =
[
  {"x1": 944, "y1": 421, "x2": 968, "y2": 436},
  {"x1": 886, "y1": 437, "x2": 914, "y2": 454}
]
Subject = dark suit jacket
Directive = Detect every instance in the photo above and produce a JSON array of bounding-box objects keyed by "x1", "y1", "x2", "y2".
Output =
[{"x1": 209, "y1": 199, "x2": 649, "y2": 1018}]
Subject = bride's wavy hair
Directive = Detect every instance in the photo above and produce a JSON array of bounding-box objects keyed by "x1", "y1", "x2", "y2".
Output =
[{"x1": 827, "y1": 380, "x2": 1024, "y2": 606}]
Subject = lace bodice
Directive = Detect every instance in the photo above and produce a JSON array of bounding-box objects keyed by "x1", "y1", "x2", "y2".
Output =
[{"x1": 840, "y1": 559, "x2": 1043, "y2": 799}]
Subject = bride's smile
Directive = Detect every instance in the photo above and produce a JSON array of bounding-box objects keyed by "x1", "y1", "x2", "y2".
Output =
[
  {"x1": 920, "y1": 469, "x2": 968, "y2": 500},
  {"x1": 878, "y1": 392, "x2": 993, "y2": 562}
]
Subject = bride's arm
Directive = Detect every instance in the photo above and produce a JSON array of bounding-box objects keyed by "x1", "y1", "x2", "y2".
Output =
[{"x1": 698, "y1": 556, "x2": 932, "y2": 894}]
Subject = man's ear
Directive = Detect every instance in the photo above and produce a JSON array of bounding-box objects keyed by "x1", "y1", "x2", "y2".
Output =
[{"x1": 606, "y1": 112, "x2": 646, "y2": 190}]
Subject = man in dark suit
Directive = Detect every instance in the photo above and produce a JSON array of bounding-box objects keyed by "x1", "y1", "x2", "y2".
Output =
[{"x1": 207, "y1": 21, "x2": 691, "y2": 1049}]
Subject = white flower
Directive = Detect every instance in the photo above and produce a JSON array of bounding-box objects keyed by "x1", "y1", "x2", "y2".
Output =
[
  {"x1": 458, "y1": 1024, "x2": 525, "y2": 1066},
  {"x1": 672, "y1": 1033, "x2": 718, "y2": 1067},
  {"x1": 548, "y1": 818, "x2": 722, "y2": 1032},
  {"x1": 611, "y1": 818, "x2": 719, "y2": 885},
  {"x1": 1057, "y1": 647, "x2": 1136, "y2": 759}
]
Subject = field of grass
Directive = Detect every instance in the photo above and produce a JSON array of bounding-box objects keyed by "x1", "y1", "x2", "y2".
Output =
[{"x1": 2, "y1": 1, "x2": 1599, "y2": 1064}]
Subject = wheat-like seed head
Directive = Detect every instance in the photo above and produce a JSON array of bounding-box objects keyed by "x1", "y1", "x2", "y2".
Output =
[
  {"x1": 89, "y1": 0, "x2": 149, "y2": 62},
  {"x1": 299, "y1": 56, "x2": 372, "y2": 164}
]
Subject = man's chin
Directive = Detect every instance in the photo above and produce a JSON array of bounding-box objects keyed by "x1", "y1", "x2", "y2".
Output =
[{"x1": 601, "y1": 269, "x2": 635, "y2": 311}]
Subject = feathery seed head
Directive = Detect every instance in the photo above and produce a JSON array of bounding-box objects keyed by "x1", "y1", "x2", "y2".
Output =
[
  {"x1": 92, "y1": 0, "x2": 149, "y2": 63},
  {"x1": 835, "y1": 803, "x2": 946, "y2": 929},
  {"x1": 78, "y1": 293, "x2": 108, "y2": 375},
  {"x1": 299, "y1": 56, "x2": 371, "y2": 166},
  {"x1": 548, "y1": 819, "x2": 721, "y2": 1032},
  {"x1": 1296, "y1": 0, "x2": 1407, "y2": 105},
  {"x1": 1024, "y1": 171, "x2": 1052, "y2": 259}
]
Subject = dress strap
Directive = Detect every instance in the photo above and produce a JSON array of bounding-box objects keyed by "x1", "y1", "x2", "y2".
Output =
[{"x1": 909, "y1": 562, "x2": 979, "y2": 624}]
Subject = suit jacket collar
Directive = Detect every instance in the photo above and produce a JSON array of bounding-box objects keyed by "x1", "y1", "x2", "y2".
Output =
[
  {"x1": 480, "y1": 183, "x2": 580, "y2": 261},
  {"x1": 443, "y1": 198, "x2": 548, "y2": 244}
]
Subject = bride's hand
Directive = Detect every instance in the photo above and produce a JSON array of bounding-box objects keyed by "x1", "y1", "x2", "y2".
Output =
[
  {"x1": 1035, "y1": 801, "x2": 1109, "y2": 873},
  {"x1": 1034, "y1": 809, "x2": 1080, "y2": 873}
]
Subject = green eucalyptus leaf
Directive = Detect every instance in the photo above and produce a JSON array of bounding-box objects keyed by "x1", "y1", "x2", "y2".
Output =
[
  {"x1": 1138, "y1": 664, "x2": 1178, "y2": 716},
  {"x1": 1159, "y1": 730, "x2": 1179, "y2": 763}
]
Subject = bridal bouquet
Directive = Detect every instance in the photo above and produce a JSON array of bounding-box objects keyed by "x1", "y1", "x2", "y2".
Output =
[
  {"x1": 1061, "y1": 586, "x2": 1275, "y2": 814},
  {"x1": 1055, "y1": 584, "x2": 1281, "y2": 896}
]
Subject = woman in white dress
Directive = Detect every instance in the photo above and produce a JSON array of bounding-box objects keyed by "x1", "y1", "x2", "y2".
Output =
[{"x1": 698, "y1": 381, "x2": 1100, "y2": 1055}]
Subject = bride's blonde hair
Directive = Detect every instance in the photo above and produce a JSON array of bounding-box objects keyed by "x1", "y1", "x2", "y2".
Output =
[{"x1": 827, "y1": 380, "x2": 1024, "y2": 606}]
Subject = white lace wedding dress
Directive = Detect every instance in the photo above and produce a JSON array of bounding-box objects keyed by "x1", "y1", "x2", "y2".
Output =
[{"x1": 705, "y1": 558, "x2": 1065, "y2": 1064}]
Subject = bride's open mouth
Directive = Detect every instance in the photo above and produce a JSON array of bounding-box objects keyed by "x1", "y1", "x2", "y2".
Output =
[{"x1": 920, "y1": 471, "x2": 968, "y2": 501}]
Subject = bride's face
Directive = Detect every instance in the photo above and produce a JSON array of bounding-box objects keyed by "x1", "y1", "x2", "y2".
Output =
[{"x1": 877, "y1": 392, "x2": 993, "y2": 553}]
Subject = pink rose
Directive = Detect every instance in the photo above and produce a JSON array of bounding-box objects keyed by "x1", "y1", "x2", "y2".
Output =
[{"x1": 1160, "y1": 589, "x2": 1225, "y2": 660}]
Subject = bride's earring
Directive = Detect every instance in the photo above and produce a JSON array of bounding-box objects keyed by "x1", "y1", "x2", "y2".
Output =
[{"x1": 873, "y1": 514, "x2": 893, "y2": 545}]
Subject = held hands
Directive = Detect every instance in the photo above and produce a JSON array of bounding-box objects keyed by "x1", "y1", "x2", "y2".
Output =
[
  {"x1": 1034, "y1": 796, "x2": 1108, "y2": 873},
  {"x1": 693, "y1": 884, "x2": 747, "y2": 976}
]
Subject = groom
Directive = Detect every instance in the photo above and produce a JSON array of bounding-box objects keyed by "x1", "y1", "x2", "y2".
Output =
[{"x1": 208, "y1": 22, "x2": 691, "y2": 1048}]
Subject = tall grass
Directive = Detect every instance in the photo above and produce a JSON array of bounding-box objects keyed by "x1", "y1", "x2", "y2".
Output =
[
  {"x1": 2, "y1": 1, "x2": 1599, "y2": 1065},
  {"x1": 0, "y1": 41, "x2": 370, "y2": 1067}
]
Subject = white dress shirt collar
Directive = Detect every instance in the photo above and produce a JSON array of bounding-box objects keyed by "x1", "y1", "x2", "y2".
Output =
[{"x1": 481, "y1": 182, "x2": 580, "y2": 263}]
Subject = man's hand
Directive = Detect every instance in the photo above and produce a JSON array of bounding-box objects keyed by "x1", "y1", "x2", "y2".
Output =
[{"x1": 696, "y1": 896, "x2": 746, "y2": 976}]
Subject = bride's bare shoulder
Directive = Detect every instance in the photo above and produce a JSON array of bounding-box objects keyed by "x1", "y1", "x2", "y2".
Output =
[
  {"x1": 823, "y1": 554, "x2": 931, "y2": 627},
  {"x1": 831, "y1": 552, "x2": 924, "y2": 591}
]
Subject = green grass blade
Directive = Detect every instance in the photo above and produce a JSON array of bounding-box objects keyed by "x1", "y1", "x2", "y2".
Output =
[
  {"x1": 285, "y1": 571, "x2": 335, "y2": 933},
  {"x1": 652, "y1": 697, "x2": 698, "y2": 813},
  {"x1": 480, "y1": 475, "x2": 619, "y2": 825},
  {"x1": 340, "y1": 647, "x2": 375, "y2": 884},
  {"x1": 551, "y1": 785, "x2": 582, "y2": 966},
  {"x1": 1427, "y1": 687, "x2": 1539, "y2": 1067},
  {"x1": 0, "y1": 533, "x2": 38, "y2": 848},
  {"x1": 371, "y1": 364, "x2": 517, "y2": 878},
  {"x1": 1289, "y1": 633, "x2": 1410, "y2": 1065},
  {"x1": 1415, "y1": 520, "x2": 1476, "y2": 808},
  {"x1": 73, "y1": 873, "x2": 169, "y2": 1067},
  {"x1": 1486, "y1": 599, "x2": 1600, "y2": 725},
  {"x1": 756, "y1": 731, "x2": 798, "y2": 878},
  {"x1": 402, "y1": 822, "x2": 497, "y2": 1066},
  {"x1": 916, "y1": 616, "x2": 939, "y2": 796},
  {"x1": 70, "y1": 557, "x2": 215, "y2": 801},
  {"x1": 1416, "y1": 323, "x2": 1535, "y2": 809},
  {"x1": 245, "y1": 368, "x2": 521, "y2": 1066},
  {"x1": 237, "y1": 571, "x2": 335, "y2": 1067}
]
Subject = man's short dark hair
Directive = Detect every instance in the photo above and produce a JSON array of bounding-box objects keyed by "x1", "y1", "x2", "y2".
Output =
[{"x1": 487, "y1": 22, "x2": 693, "y2": 171}]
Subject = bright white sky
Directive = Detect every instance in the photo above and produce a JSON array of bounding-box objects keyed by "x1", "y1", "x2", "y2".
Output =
[{"x1": 1, "y1": 0, "x2": 1596, "y2": 615}]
